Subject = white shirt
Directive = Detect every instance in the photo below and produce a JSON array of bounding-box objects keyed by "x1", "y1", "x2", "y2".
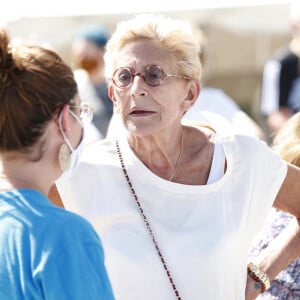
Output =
[{"x1": 57, "y1": 134, "x2": 287, "y2": 300}]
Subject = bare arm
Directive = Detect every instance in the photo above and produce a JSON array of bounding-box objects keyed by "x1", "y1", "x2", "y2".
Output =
[{"x1": 274, "y1": 164, "x2": 300, "y2": 217}]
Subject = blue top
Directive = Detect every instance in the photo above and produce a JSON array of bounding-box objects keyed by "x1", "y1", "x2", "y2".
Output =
[{"x1": 0, "y1": 189, "x2": 114, "y2": 300}]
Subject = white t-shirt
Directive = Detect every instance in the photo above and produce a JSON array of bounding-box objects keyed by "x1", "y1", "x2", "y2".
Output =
[{"x1": 57, "y1": 134, "x2": 287, "y2": 300}]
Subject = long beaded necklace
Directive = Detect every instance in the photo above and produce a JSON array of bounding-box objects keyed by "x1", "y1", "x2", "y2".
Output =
[{"x1": 115, "y1": 139, "x2": 182, "y2": 300}]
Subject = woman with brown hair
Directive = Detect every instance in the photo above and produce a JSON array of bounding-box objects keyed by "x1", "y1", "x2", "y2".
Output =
[{"x1": 0, "y1": 28, "x2": 114, "y2": 299}]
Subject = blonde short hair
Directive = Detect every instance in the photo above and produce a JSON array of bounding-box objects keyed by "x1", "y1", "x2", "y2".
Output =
[
  {"x1": 104, "y1": 14, "x2": 202, "y2": 82},
  {"x1": 273, "y1": 112, "x2": 300, "y2": 167}
]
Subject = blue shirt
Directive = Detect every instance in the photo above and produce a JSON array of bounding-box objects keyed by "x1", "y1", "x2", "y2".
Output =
[{"x1": 0, "y1": 189, "x2": 114, "y2": 300}]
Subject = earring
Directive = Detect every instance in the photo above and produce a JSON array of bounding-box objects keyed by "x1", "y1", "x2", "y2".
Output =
[{"x1": 58, "y1": 143, "x2": 71, "y2": 171}]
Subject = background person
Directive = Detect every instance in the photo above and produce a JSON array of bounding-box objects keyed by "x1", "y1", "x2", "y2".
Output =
[
  {"x1": 249, "y1": 112, "x2": 300, "y2": 300},
  {"x1": 0, "y1": 28, "x2": 114, "y2": 300},
  {"x1": 71, "y1": 25, "x2": 113, "y2": 137},
  {"x1": 52, "y1": 14, "x2": 300, "y2": 300},
  {"x1": 260, "y1": 0, "x2": 300, "y2": 137}
]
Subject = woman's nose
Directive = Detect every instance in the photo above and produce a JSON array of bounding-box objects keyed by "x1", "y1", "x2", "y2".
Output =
[{"x1": 131, "y1": 75, "x2": 148, "y2": 97}]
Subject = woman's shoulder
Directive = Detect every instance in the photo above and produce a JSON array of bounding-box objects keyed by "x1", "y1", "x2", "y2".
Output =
[
  {"x1": 185, "y1": 129, "x2": 272, "y2": 157},
  {"x1": 226, "y1": 135, "x2": 287, "y2": 173},
  {"x1": 0, "y1": 189, "x2": 100, "y2": 245},
  {"x1": 41, "y1": 203, "x2": 102, "y2": 247},
  {"x1": 223, "y1": 134, "x2": 266, "y2": 149},
  {"x1": 226, "y1": 134, "x2": 273, "y2": 156}
]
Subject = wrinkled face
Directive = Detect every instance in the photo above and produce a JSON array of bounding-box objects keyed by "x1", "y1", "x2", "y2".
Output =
[{"x1": 109, "y1": 39, "x2": 193, "y2": 136}]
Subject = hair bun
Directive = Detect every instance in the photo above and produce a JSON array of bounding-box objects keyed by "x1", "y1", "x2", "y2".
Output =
[
  {"x1": 0, "y1": 28, "x2": 15, "y2": 97},
  {"x1": 0, "y1": 28, "x2": 10, "y2": 67}
]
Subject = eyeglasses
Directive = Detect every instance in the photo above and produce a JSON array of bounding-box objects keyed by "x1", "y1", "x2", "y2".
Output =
[
  {"x1": 111, "y1": 64, "x2": 191, "y2": 89},
  {"x1": 69, "y1": 102, "x2": 94, "y2": 123}
]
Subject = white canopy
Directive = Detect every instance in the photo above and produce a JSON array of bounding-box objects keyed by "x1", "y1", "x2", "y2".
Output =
[{"x1": 1, "y1": 0, "x2": 291, "y2": 26}]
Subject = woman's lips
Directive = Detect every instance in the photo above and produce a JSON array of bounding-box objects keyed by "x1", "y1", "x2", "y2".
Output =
[{"x1": 130, "y1": 110, "x2": 154, "y2": 116}]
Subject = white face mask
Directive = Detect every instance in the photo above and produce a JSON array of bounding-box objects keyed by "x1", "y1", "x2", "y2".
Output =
[{"x1": 58, "y1": 109, "x2": 85, "y2": 178}]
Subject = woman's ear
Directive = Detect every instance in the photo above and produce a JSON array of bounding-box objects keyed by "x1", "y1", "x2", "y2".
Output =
[
  {"x1": 183, "y1": 80, "x2": 201, "y2": 111},
  {"x1": 108, "y1": 85, "x2": 121, "y2": 113},
  {"x1": 108, "y1": 85, "x2": 116, "y2": 102}
]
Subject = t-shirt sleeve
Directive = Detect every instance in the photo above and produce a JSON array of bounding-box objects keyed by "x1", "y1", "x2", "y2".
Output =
[{"x1": 239, "y1": 136, "x2": 288, "y2": 238}]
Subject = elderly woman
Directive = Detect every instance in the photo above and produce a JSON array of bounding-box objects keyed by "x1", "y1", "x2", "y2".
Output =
[
  {"x1": 0, "y1": 28, "x2": 113, "y2": 299},
  {"x1": 54, "y1": 15, "x2": 300, "y2": 299}
]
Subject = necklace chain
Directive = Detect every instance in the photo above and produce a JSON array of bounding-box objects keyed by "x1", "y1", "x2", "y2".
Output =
[
  {"x1": 168, "y1": 131, "x2": 184, "y2": 182},
  {"x1": 116, "y1": 140, "x2": 182, "y2": 300}
]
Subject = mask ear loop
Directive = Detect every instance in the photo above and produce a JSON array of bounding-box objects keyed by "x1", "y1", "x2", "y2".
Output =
[
  {"x1": 69, "y1": 109, "x2": 85, "y2": 146},
  {"x1": 58, "y1": 109, "x2": 74, "y2": 152},
  {"x1": 69, "y1": 109, "x2": 84, "y2": 127}
]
